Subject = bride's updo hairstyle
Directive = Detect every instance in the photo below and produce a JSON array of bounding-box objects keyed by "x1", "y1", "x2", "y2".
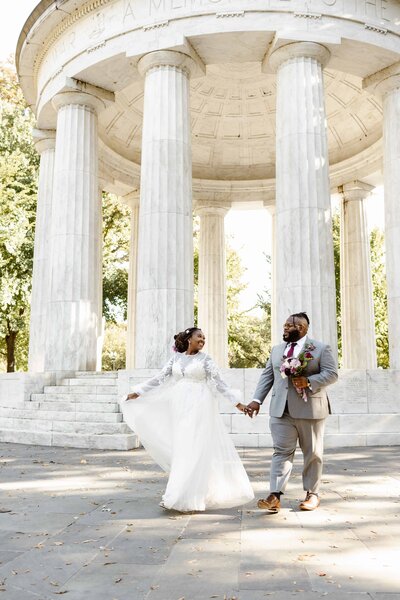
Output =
[{"x1": 173, "y1": 327, "x2": 200, "y2": 353}]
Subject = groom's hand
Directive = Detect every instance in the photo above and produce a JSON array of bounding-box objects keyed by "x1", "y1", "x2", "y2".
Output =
[
  {"x1": 291, "y1": 376, "x2": 308, "y2": 389},
  {"x1": 245, "y1": 401, "x2": 260, "y2": 418}
]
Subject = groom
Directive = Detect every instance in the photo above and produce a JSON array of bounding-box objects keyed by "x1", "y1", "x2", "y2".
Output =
[{"x1": 246, "y1": 312, "x2": 338, "y2": 512}]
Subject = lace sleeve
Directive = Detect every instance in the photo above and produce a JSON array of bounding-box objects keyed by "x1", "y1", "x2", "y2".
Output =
[
  {"x1": 132, "y1": 356, "x2": 174, "y2": 395},
  {"x1": 204, "y1": 355, "x2": 242, "y2": 406}
]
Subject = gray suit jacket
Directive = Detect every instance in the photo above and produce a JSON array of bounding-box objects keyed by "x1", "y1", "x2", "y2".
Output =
[{"x1": 253, "y1": 337, "x2": 338, "y2": 419}]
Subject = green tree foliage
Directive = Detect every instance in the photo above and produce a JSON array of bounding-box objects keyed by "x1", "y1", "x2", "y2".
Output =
[
  {"x1": 332, "y1": 206, "x2": 388, "y2": 368},
  {"x1": 193, "y1": 223, "x2": 271, "y2": 367},
  {"x1": 0, "y1": 60, "x2": 38, "y2": 371},
  {"x1": 101, "y1": 192, "x2": 130, "y2": 369},
  {"x1": 370, "y1": 227, "x2": 388, "y2": 368},
  {"x1": 332, "y1": 210, "x2": 342, "y2": 364},
  {"x1": 227, "y1": 252, "x2": 271, "y2": 368},
  {"x1": 102, "y1": 192, "x2": 130, "y2": 323},
  {"x1": 102, "y1": 322, "x2": 127, "y2": 371}
]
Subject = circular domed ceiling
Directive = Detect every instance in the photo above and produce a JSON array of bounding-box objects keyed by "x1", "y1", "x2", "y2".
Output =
[{"x1": 99, "y1": 62, "x2": 382, "y2": 182}]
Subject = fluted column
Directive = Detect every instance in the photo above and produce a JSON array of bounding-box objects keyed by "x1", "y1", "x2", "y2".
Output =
[
  {"x1": 28, "y1": 129, "x2": 56, "y2": 372},
  {"x1": 126, "y1": 194, "x2": 139, "y2": 369},
  {"x1": 365, "y1": 66, "x2": 400, "y2": 368},
  {"x1": 266, "y1": 204, "x2": 279, "y2": 346},
  {"x1": 340, "y1": 181, "x2": 376, "y2": 368},
  {"x1": 135, "y1": 51, "x2": 196, "y2": 368},
  {"x1": 270, "y1": 42, "x2": 337, "y2": 351},
  {"x1": 197, "y1": 202, "x2": 229, "y2": 367},
  {"x1": 45, "y1": 90, "x2": 107, "y2": 372}
]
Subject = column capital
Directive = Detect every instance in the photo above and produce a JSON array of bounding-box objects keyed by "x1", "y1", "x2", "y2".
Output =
[
  {"x1": 194, "y1": 200, "x2": 231, "y2": 217},
  {"x1": 341, "y1": 180, "x2": 374, "y2": 202},
  {"x1": 32, "y1": 128, "x2": 56, "y2": 154},
  {"x1": 52, "y1": 77, "x2": 114, "y2": 114},
  {"x1": 138, "y1": 50, "x2": 198, "y2": 78},
  {"x1": 121, "y1": 191, "x2": 140, "y2": 209},
  {"x1": 363, "y1": 61, "x2": 400, "y2": 99},
  {"x1": 268, "y1": 42, "x2": 330, "y2": 73}
]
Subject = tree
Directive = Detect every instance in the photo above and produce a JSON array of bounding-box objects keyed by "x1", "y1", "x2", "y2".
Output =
[
  {"x1": 102, "y1": 192, "x2": 130, "y2": 323},
  {"x1": 227, "y1": 252, "x2": 271, "y2": 368},
  {"x1": 0, "y1": 60, "x2": 38, "y2": 372},
  {"x1": 332, "y1": 210, "x2": 342, "y2": 364},
  {"x1": 332, "y1": 205, "x2": 388, "y2": 368},
  {"x1": 370, "y1": 227, "x2": 388, "y2": 368},
  {"x1": 101, "y1": 192, "x2": 130, "y2": 368},
  {"x1": 193, "y1": 222, "x2": 271, "y2": 368}
]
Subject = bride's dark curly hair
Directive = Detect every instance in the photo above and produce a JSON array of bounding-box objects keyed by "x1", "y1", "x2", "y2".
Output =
[{"x1": 173, "y1": 327, "x2": 201, "y2": 353}]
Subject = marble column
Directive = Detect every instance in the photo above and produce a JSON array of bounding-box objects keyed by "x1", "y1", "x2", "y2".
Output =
[
  {"x1": 126, "y1": 194, "x2": 139, "y2": 369},
  {"x1": 340, "y1": 181, "x2": 376, "y2": 368},
  {"x1": 365, "y1": 68, "x2": 400, "y2": 368},
  {"x1": 266, "y1": 204, "x2": 279, "y2": 346},
  {"x1": 135, "y1": 51, "x2": 196, "y2": 368},
  {"x1": 197, "y1": 202, "x2": 229, "y2": 367},
  {"x1": 45, "y1": 90, "x2": 106, "y2": 372},
  {"x1": 270, "y1": 42, "x2": 337, "y2": 351},
  {"x1": 28, "y1": 129, "x2": 56, "y2": 372}
]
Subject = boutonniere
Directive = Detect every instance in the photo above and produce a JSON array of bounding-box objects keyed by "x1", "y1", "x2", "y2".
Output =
[{"x1": 299, "y1": 342, "x2": 316, "y2": 361}]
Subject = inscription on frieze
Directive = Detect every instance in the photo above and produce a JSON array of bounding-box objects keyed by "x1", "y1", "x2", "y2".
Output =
[
  {"x1": 36, "y1": 0, "x2": 399, "y2": 81},
  {"x1": 122, "y1": 0, "x2": 397, "y2": 23}
]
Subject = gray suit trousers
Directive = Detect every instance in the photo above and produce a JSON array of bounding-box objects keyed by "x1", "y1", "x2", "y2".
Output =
[{"x1": 269, "y1": 415, "x2": 326, "y2": 494}]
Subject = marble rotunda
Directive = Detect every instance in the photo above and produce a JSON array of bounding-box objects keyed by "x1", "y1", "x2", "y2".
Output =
[{"x1": 3, "y1": 0, "x2": 399, "y2": 449}]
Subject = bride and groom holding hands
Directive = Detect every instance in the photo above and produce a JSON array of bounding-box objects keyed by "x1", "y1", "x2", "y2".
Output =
[{"x1": 123, "y1": 312, "x2": 338, "y2": 514}]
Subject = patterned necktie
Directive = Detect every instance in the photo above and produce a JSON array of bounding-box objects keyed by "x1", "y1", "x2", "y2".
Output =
[{"x1": 286, "y1": 342, "x2": 297, "y2": 357}]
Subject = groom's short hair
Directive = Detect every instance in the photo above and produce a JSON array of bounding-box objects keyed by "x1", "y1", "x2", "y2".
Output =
[{"x1": 290, "y1": 312, "x2": 310, "y2": 324}]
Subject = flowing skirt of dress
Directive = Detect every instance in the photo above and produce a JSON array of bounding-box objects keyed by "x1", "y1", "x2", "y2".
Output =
[{"x1": 122, "y1": 379, "x2": 254, "y2": 512}]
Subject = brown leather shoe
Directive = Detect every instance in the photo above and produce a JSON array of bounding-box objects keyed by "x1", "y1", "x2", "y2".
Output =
[
  {"x1": 257, "y1": 493, "x2": 280, "y2": 512},
  {"x1": 299, "y1": 492, "x2": 320, "y2": 511}
]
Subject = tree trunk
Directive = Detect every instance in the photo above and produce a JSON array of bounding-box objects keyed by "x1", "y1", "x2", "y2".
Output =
[{"x1": 5, "y1": 329, "x2": 17, "y2": 372}]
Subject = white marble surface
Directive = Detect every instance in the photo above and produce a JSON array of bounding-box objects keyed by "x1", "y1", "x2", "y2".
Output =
[
  {"x1": 272, "y1": 42, "x2": 338, "y2": 353},
  {"x1": 134, "y1": 52, "x2": 196, "y2": 368},
  {"x1": 340, "y1": 181, "x2": 376, "y2": 369},
  {"x1": 17, "y1": 0, "x2": 400, "y2": 202},
  {"x1": 45, "y1": 92, "x2": 103, "y2": 372},
  {"x1": 382, "y1": 83, "x2": 400, "y2": 368},
  {"x1": 117, "y1": 367, "x2": 400, "y2": 448},
  {"x1": 125, "y1": 195, "x2": 139, "y2": 369},
  {"x1": 197, "y1": 203, "x2": 229, "y2": 367},
  {"x1": 28, "y1": 130, "x2": 55, "y2": 372},
  {"x1": 15, "y1": 2, "x2": 400, "y2": 376}
]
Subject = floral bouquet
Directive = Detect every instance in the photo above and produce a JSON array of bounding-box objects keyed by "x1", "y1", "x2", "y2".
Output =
[{"x1": 280, "y1": 343, "x2": 315, "y2": 402}]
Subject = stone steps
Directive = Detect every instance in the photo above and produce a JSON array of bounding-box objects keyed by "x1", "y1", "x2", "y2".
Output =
[
  {"x1": 36, "y1": 392, "x2": 118, "y2": 402},
  {"x1": 0, "y1": 372, "x2": 138, "y2": 450},
  {"x1": 0, "y1": 416, "x2": 132, "y2": 435},
  {"x1": 0, "y1": 406, "x2": 124, "y2": 422},
  {"x1": 43, "y1": 385, "x2": 118, "y2": 394},
  {"x1": 29, "y1": 399, "x2": 120, "y2": 412},
  {"x1": 75, "y1": 371, "x2": 117, "y2": 378},
  {"x1": 0, "y1": 428, "x2": 137, "y2": 450}
]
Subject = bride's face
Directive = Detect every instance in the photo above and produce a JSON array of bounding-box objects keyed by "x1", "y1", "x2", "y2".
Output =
[{"x1": 188, "y1": 330, "x2": 206, "y2": 352}]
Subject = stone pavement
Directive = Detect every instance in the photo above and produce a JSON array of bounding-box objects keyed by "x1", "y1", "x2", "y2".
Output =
[{"x1": 0, "y1": 443, "x2": 399, "y2": 600}]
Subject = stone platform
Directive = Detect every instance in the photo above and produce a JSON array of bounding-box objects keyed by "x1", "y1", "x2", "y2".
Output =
[
  {"x1": 1, "y1": 368, "x2": 400, "y2": 449},
  {"x1": 0, "y1": 443, "x2": 399, "y2": 600}
]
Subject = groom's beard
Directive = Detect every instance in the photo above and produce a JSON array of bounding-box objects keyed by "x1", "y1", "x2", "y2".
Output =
[{"x1": 283, "y1": 330, "x2": 301, "y2": 343}]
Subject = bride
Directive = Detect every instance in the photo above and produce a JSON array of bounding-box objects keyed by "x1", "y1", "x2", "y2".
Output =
[{"x1": 123, "y1": 327, "x2": 254, "y2": 513}]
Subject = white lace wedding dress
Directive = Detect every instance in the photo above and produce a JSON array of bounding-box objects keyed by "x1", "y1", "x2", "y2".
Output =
[{"x1": 122, "y1": 352, "x2": 254, "y2": 512}]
